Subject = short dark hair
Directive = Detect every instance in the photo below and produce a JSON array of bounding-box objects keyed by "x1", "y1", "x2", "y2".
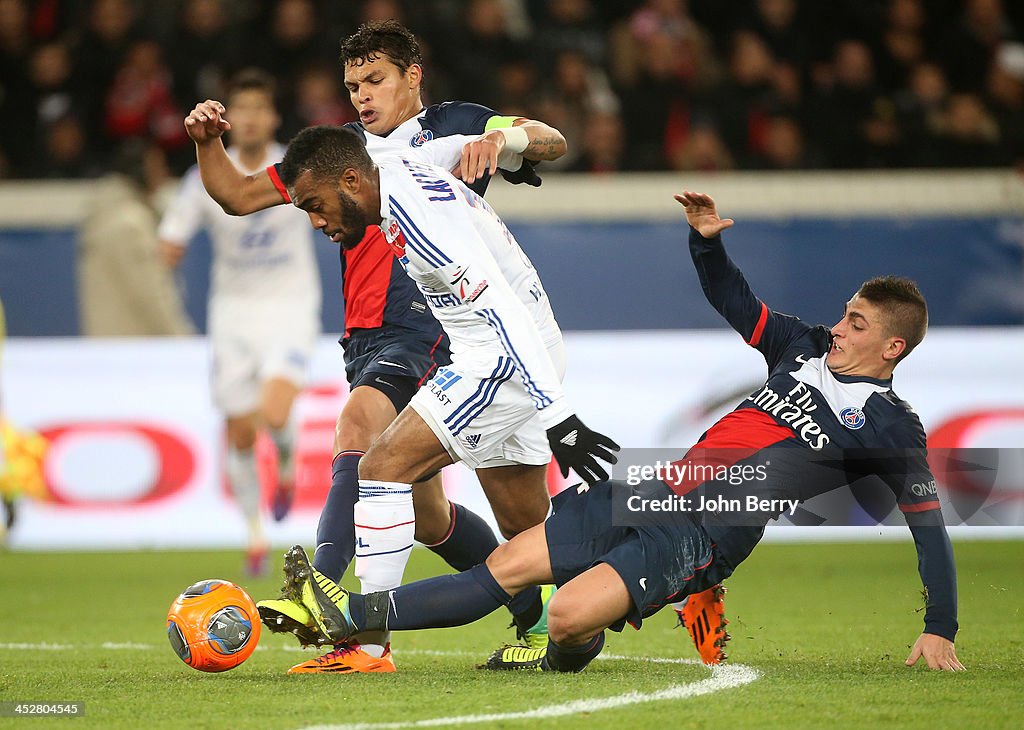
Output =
[
  {"x1": 278, "y1": 125, "x2": 373, "y2": 189},
  {"x1": 339, "y1": 19, "x2": 422, "y2": 72},
  {"x1": 856, "y1": 275, "x2": 928, "y2": 363},
  {"x1": 227, "y1": 68, "x2": 277, "y2": 103}
]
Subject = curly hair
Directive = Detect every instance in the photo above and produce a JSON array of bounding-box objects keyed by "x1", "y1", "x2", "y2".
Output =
[
  {"x1": 339, "y1": 19, "x2": 422, "y2": 72},
  {"x1": 278, "y1": 125, "x2": 372, "y2": 190}
]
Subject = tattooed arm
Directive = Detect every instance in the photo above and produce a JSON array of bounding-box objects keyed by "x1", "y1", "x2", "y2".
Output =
[
  {"x1": 512, "y1": 119, "x2": 567, "y2": 161},
  {"x1": 459, "y1": 118, "x2": 567, "y2": 184}
]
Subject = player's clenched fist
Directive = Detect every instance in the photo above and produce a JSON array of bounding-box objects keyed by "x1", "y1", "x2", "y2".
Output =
[{"x1": 184, "y1": 100, "x2": 231, "y2": 144}]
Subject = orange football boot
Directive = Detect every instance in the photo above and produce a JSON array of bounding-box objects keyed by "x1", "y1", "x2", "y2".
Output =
[
  {"x1": 287, "y1": 642, "x2": 396, "y2": 674},
  {"x1": 677, "y1": 584, "x2": 730, "y2": 665}
]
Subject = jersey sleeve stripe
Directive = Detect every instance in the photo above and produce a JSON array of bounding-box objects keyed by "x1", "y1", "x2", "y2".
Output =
[
  {"x1": 388, "y1": 197, "x2": 453, "y2": 265},
  {"x1": 899, "y1": 500, "x2": 941, "y2": 513},
  {"x1": 746, "y1": 300, "x2": 769, "y2": 347},
  {"x1": 388, "y1": 198, "x2": 446, "y2": 268},
  {"x1": 266, "y1": 164, "x2": 292, "y2": 203}
]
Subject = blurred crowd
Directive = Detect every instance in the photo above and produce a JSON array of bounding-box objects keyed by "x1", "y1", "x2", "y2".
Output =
[{"x1": 2, "y1": 0, "x2": 1024, "y2": 179}]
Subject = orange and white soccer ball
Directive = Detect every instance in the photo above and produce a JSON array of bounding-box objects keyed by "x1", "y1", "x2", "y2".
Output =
[{"x1": 166, "y1": 579, "x2": 261, "y2": 672}]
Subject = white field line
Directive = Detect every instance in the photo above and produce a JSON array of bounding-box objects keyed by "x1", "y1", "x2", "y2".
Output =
[{"x1": 299, "y1": 655, "x2": 761, "y2": 730}]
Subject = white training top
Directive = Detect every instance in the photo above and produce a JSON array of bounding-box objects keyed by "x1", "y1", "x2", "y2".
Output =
[
  {"x1": 374, "y1": 153, "x2": 569, "y2": 429},
  {"x1": 159, "y1": 143, "x2": 320, "y2": 307}
]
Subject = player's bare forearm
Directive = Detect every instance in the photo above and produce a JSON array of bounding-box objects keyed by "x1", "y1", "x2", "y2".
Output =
[
  {"x1": 514, "y1": 120, "x2": 567, "y2": 161},
  {"x1": 184, "y1": 100, "x2": 282, "y2": 216},
  {"x1": 194, "y1": 140, "x2": 280, "y2": 216}
]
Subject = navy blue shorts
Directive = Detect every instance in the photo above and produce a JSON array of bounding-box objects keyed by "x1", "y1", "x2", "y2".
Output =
[
  {"x1": 545, "y1": 480, "x2": 733, "y2": 631},
  {"x1": 342, "y1": 328, "x2": 451, "y2": 412}
]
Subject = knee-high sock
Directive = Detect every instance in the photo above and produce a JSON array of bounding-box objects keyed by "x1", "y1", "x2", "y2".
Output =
[
  {"x1": 354, "y1": 480, "x2": 415, "y2": 594},
  {"x1": 351, "y1": 564, "x2": 511, "y2": 632},
  {"x1": 543, "y1": 632, "x2": 605, "y2": 673},
  {"x1": 425, "y1": 501, "x2": 499, "y2": 571},
  {"x1": 425, "y1": 500, "x2": 541, "y2": 625},
  {"x1": 226, "y1": 446, "x2": 261, "y2": 536},
  {"x1": 268, "y1": 417, "x2": 295, "y2": 481},
  {"x1": 312, "y1": 451, "x2": 362, "y2": 582}
]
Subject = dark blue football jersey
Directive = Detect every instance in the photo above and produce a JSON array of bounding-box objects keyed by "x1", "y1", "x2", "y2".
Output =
[{"x1": 666, "y1": 227, "x2": 958, "y2": 640}]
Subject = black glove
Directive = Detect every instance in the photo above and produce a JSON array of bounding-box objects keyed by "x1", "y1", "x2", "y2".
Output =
[
  {"x1": 500, "y1": 159, "x2": 542, "y2": 187},
  {"x1": 546, "y1": 414, "x2": 620, "y2": 484}
]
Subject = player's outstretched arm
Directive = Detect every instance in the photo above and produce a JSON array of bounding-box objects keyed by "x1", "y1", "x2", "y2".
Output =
[
  {"x1": 460, "y1": 118, "x2": 567, "y2": 184},
  {"x1": 675, "y1": 191, "x2": 734, "y2": 239},
  {"x1": 184, "y1": 100, "x2": 283, "y2": 216},
  {"x1": 906, "y1": 632, "x2": 966, "y2": 671}
]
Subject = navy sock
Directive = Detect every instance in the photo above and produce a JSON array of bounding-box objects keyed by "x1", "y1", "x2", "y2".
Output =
[
  {"x1": 426, "y1": 501, "x2": 541, "y2": 625},
  {"x1": 510, "y1": 586, "x2": 544, "y2": 632},
  {"x1": 542, "y1": 632, "x2": 605, "y2": 673},
  {"x1": 311, "y1": 451, "x2": 362, "y2": 582},
  {"x1": 351, "y1": 563, "x2": 511, "y2": 633},
  {"x1": 426, "y1": 501, "x2": 500, "y2": 572}
]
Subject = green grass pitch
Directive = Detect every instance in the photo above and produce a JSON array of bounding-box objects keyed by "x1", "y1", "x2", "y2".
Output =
[{"x1": 1, "y1": 540, "x2": 1021, "y2": 729}]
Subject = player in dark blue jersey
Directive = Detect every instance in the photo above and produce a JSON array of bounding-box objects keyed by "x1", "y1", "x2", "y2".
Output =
[
  {"x1": 183, "y1": 20, "x2": 573, "y2": 672},
  {"x1": 279, "y1": 190, "x2": 964, "y2": 674}
]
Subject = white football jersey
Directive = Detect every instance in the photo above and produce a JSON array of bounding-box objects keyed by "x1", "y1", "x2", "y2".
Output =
[
  {"x1": 159, "y1": 143, "x2": 320, "y2": 306},
  {"x1": 375, "y1": 155, "x2": 569, "y2": 428}
]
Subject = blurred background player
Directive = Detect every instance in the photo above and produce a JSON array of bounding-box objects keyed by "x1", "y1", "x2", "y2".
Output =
[
  {"x1": 160, "y1": 69, "x2": 321, "y2": 576},
  {"x1": 183, "y1": 20, "x2": 572, "y2": 672},
  {"x1": 77, "y1": 140, "x2": 194, "y2": 337}
]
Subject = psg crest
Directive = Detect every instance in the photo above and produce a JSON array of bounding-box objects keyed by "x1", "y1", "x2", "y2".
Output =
[
  {"x1": 410, "y1": 129, "x2": 434, "y2": 147},
  {"x1": 840, "y1": 406, "x2": 866, "y2": 429}
]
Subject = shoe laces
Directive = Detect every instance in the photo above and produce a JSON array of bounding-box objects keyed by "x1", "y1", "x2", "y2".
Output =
[{"x1": 319, "y1": 644, "x2": 359, "y2": 663}]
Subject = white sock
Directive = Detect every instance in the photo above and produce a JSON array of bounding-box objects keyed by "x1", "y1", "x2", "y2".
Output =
[
  {"x1": 353, "y1": 480, "x2": 414, "y2": 656},
  {"x1": 354, "y1": 480, "x2": 415, "y2": 592},
  {"x1": 226, "y1": 446, "x2": 261, "y2": 525},
  {"x1": 268, "y1": 420, "x2": 295, "y2": 481}
]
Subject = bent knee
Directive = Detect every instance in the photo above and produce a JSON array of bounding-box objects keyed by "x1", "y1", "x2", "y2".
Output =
[
  {"x1": 335, "y1": 416, "x2": 385, "y2": 454},
  {"x1": 546, "y1": 596, "x2": 589, "y2": 646},
  {"x1": 263, "y1": 408, "x2": 290, "y2": 432},
  {"x1": 484, "y1": 541, "x2": 535, "y2": 592}
]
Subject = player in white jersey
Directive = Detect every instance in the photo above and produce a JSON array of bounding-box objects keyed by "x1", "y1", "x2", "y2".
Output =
[
  {"x1": 256, "y1": 124, "x2": 619, "y2": 652},
  {"x1": 159, "y1": 71, "x2": 321, "y2": 575}
]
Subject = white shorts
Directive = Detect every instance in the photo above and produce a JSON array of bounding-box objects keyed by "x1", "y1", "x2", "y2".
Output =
[
  {"x1": 409, "y1": 340, "x2": 566, "y2": 470},
  {"x1": 209, "y1": 299, "x2": 319, "y2": 416}
]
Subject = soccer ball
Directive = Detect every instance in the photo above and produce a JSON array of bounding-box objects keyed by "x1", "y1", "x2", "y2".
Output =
[{"x1": 166, "y1": 579, "x2": 261, "y2": 672}]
